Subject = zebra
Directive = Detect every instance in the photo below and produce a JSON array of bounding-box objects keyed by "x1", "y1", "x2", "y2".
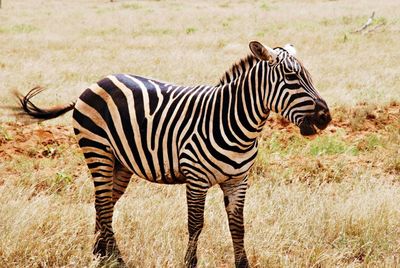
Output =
[{"x1": 16, "y1": 41, "x2": 331, "y2": 268}]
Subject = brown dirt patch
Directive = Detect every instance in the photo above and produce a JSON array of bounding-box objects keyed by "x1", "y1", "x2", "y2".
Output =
[{"x1": 0, "y1": 122, "x2": 77, "y2": 160}]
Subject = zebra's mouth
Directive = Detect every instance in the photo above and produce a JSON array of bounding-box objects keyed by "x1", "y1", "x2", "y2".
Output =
[
  {"x1": 299, "y1": 115, "x2": 319, "y2": 136},
  {"x1": 299, "y1": 103, "x2": 332, "y2": 136},
  {"x1": 299, "y1": 121, "x2": 317, "y2": 136},
  {"x1": 299, "y1": 115, "x2": 331, "y2": 136}
]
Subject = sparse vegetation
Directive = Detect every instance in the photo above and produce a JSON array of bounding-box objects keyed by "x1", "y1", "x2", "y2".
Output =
[
  {"x1": 185, "y1": 27, "x2": 197, "y2": 35},
  {"x1": 0, "y1": 0, "x2": 399, "y2": 267},
  {"x1": 121, "y1": 3, "x2": 142, "y2": 10}
]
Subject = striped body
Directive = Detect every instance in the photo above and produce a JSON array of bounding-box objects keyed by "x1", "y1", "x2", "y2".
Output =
[
  {"x1": 73, "y1": 74, "x2": 264, "y2": 186},
  {"x1": 17, "y1": 41, "x2": 331, "y2": 268}
]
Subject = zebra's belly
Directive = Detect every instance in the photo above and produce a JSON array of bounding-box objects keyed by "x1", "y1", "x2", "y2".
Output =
[
  {"x1": 117, "y1": 151, "x2": 187, "y2": 184},
  {"x1": 144, "y1": 170, "x2": 187, "y2": 184}
]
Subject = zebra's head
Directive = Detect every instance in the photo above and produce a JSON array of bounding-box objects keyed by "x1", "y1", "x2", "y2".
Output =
[{"x1": 249, "y1": 41, "x2": 331, "y2": 136}]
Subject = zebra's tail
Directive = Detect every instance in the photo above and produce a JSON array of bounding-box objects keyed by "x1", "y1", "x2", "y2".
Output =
[{"x1": 14, "y1": 86, "x2": 76, "y2": 120}]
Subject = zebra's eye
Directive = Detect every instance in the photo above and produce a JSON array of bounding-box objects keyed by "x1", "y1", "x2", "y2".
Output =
[{"x1": 286, "y1": 74, "x2": 298, "y2": 81}]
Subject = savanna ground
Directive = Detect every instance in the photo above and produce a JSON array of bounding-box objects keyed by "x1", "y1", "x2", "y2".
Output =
[{"x1": 0, "y1": 0, "x2": 399, "y2": 267}]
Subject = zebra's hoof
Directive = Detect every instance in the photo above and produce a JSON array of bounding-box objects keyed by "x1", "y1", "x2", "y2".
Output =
[
  {"x1": 236, "y1": 258, "x2": 249, "y2": 268},
  {"x1": 93, "y1": 238, "x2": 107, "y2": 257},
  {"x1": 96, "y1": 254, "x2": 126, "y2": 268},
  {"x1": 184, "y1": 255, "x2": 198, "y2": 268}
]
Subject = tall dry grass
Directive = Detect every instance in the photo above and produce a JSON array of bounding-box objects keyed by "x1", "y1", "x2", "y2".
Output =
[{"x1": 1, "y1": 131, "x2": 400, "y2": 267}]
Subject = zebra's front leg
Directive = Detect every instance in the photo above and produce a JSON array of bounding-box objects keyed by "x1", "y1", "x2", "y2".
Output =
[
  {"x1": 184, "y1": 181, "x2": 208, "y2": 268},
  {"x1": 220, "y1": 177, "x2": 249, "y2": 268}
]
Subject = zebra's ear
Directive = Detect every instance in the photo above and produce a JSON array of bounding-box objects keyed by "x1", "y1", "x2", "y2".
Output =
[
  {"x1": 284, "y1": 44, "x2": 297, "y2": 56},
  {"x1": 249, "y1": 41, "x2": 277, "y2": 64}
]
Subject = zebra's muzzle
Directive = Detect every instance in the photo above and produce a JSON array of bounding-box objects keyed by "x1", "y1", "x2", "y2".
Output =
[
  {"x1": 313, "y1": 99, "x2": 331, "y2": 130},
  {"x1": 299, "y1": 117, "x2": 317, "y2": 136},
  {"x1": 299, "y1": 99, "x2": 331, "y2": 136}
]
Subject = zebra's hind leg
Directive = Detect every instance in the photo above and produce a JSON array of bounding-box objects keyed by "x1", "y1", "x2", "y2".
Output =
[
  {"x1": 94, "y1": 161, "x2": 132, "y2": 267},
  {"x1": 112, "y1": 161, "x2": 133, "y2": 205},
  {"x1": 184, "y1": 180, "x2": 208, "y2": 268},
  {"x1": 220, "y1": 177, "x2": 249, "y2": 268},
  {"x1": 81, "y1": 144, "x2": 123, "y2": 263}
]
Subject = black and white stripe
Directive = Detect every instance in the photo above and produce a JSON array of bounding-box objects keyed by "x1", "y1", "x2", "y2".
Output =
[{"x1": 16, "y1": 41, "x2": 330, "y2": 268}]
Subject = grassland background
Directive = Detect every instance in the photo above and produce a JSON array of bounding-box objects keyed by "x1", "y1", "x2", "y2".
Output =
[{"x1": 0, "y1": 0, "x2": 399, "y2": 267}]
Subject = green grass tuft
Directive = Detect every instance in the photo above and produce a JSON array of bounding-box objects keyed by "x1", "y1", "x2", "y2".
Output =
[
  {"x1": 309, "y1": 135, "x2": 356, "y2": 156},
  {"x1": 185, "y1": 27, "x2": 196, "y2": 34},
  {"x1": 121, "y1": 3, "x2": 142, "y2": 10}
]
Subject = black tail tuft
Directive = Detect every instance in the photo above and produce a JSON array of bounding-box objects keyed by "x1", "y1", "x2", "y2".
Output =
[{"x1": 14, "y1": 86, "x2": 76, "y2": 120}]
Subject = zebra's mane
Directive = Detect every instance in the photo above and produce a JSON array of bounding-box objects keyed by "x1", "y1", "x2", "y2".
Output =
[{"x1": 217, "y1": 54, "x2": 260, "y2": 86}]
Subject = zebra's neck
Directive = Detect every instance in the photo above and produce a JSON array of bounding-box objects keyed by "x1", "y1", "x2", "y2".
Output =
[
  {"x1": 215, "y1": 56, "x2": 271, "y2": 145},
  {"x1": 217, "y1": 54, "x2": 259, "y2": 86}
]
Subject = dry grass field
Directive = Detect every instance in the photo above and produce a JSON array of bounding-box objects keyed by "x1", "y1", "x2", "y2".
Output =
[{"x1": 1, "y1": 0, "x2": 400, "y2": 267}]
